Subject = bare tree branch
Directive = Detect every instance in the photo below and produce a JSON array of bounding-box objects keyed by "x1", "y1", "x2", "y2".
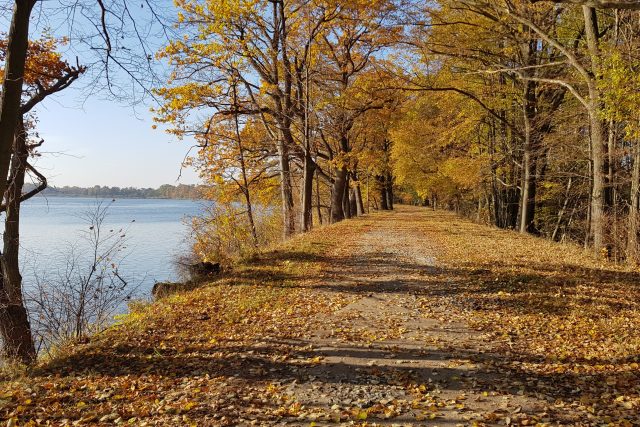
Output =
[{"x1": 530, "y1": 0, "x2": 640, "y2": 10}]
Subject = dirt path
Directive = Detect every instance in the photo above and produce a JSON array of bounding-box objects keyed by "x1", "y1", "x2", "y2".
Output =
[{"x1": 271, "y1": 209, "x2": 547, "y2": 426}]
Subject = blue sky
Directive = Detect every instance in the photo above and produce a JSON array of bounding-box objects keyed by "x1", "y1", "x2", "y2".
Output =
[
  {"x1": 1, "y1": 0, "x2": 199, "y2": 188},
  {"x1": 32, "y1": 88, "x2": 199, "y2": 188}
]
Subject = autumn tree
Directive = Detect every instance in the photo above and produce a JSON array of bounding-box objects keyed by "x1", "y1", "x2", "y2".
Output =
[
  {"x1": 0, "y1": 0, "x2": 168, "y2": 363},
  {"x1": 157, "y1": 0, "x2": 407, "y2": 246},
  {"x1": 158, "y1": 0, "x2": 339, "y2": 237},
  {"x1": 390, "y1": 0, "x2": 640, "y2": 259},
  {"x1": 190, "y1": 82, "x2": 280, "y2": 259},
  {"x1": 312, "y1": 1, "x2": 402, "y2": 222},
  {"x1": 0, "y1": 36, "x2": 84, "y2": 362},
  {"x1": 597, "y1": 12, "x2": 640, "y2": 261}
]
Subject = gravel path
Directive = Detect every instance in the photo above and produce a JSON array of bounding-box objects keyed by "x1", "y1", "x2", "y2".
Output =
[{"x1": 272, "y1": 209, "x2": 547, "y2": 426}]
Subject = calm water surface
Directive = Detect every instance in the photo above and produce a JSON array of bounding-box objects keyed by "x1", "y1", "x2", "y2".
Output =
[{"x1": 15, "y1": 197, "x2": 203, "y2": 296}]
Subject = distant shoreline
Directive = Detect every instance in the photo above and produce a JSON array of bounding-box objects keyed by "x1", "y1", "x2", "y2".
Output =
[
  {"x1": 25, "y1": 183, "x2": 206, "y2": 200},
  {"x1": 34, "y1": 193, "x2": 204, "y2": 201}
]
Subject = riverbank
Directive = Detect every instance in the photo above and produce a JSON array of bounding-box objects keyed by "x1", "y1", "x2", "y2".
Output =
[{"x1": 2, "y1": 206, "x2": 639, "y2": 425}]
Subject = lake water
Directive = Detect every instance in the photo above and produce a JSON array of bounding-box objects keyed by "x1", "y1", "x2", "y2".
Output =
[{"x1": 14, "y1": 197, "x2": 204, "y2": 297}]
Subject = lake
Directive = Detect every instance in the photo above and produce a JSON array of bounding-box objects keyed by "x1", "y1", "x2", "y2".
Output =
[{"x1": 15, "y1": 197, "x2": 204, "y2": 297}]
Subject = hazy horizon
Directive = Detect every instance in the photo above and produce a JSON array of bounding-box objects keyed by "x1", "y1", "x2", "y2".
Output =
[{"x1": 32, "y1": 90, "x2": 200, "y2": 189}]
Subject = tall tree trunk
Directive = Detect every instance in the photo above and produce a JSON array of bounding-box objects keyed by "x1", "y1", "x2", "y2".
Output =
[
  {"x1": 385, "y1": 173, "x2": 394, "y2": 210},
  {"x1": 0, "y1": 0, "x2": 34, "y2": 202},
  {"x1": 231, "y1": 82, "x2": 258, "y2": 246},
  {"x1": 508, "y1": 187, "x2": 520, "y2": 229},
  {"x1": 520, "y1": 79, "x2": 538, "y2": 234},
  {"x1": 355, "y1": 183, "x2": 364, "y2": 216},
  {"x1": 300, "y1": 153, "x2": 315, "y2": 232},
  {"x1": 605, "y1": 119, "x2": 615, "y2": 207},
  {"x1": 489, "y1": 121, "x2": 502, "y2": 227},
  {"x1": 366, "y1": 174, "x2": 370, "y2": 213},
  {"x1": 330, "y1": 167, "x2": 347, "y2": 223},
  {"x1": 243, "y1": 189, "x2": 258, "y2": 246},
  {"x1": 585, "y1": 170, "x2": 592, "y2": 248},
  {"x1": 315, "y1": 169, "x2": 323, "y2": 225},
  {"x1": 267, "y1": 0, "x2": 296, "y2": 239},
  {"x1": 588, "y1": 106, "x2": 606, "y2": 252},
  {"x1": 277, "y1": 138, "x2": 295, "y2": 238},
  {"x1": 583, "y1": 5, "x2": 606, "y2": 253},
  {"x1": 342, "y1": 173, "x2": 351, "y2": 219},
  {"x1": 0, "y1": 117, "x2": 36, "y2": 363},
  {"x1": 349, "y1": 188, "x2": 357, "y2": 217},
  {"x1": 350, "y1": 171, "x2": 364, "y2": 216},
  {"x1": 519, "y1": 151, "x2": 537, "y2": 233},
  {"x1": 485, "y1": 192, "x2": 492, "y2": 224},
  {"x1": 0, "y1": 301, "x2": 34, "y2": 363},
  {"x1": 628, "y1": 141, "x2": 640, "y2": 263}
]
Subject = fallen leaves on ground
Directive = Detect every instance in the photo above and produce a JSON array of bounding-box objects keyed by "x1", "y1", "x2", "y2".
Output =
[
  {"x1": 2, "y1": 207, "x2": 640, "y2": 426},
  {"x1": 417, "y1": 212, "x2": 640, "y2": 424}
]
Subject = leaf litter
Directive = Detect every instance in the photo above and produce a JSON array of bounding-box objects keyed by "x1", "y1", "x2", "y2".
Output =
[{"x1": 2, "y1": 206, "x2": 639, "y2": 426}]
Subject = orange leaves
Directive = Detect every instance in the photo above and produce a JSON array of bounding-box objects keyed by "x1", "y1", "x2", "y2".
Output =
[
  {"x1": 390, "y1": 87, "x2": 488, "y2": 203},
  {"x1": 0, "y1": 35, "x2": 71, "y2": 90}
]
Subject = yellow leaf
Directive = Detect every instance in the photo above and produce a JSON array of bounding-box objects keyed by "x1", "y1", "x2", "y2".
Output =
[{"x1": 183, "y1": 402, "x2": 197, "y2": 411}]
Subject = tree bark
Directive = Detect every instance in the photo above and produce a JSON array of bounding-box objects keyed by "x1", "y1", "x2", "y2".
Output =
[
  {"x1": 585, "y1": 154, "x2": 593, "y2": 249},
  {"x1": 2, "y1": 118, "x2": 26, "y2": 302},
  {"x1": 385, "y1": 173, "x2": 394, "y2": 210},
  {"x1": 355, "y1": 182, "x2": 365, "y2": 216},
  {"x1": 628, "y1": 141, "x2": 640, "y2": 263},
  {"x1": 0, "y1": 0, "x2": 35, "y2": 202},
  {"x1": 314, "y1": 168, "x2": 323, "y2": 225},
  {"x1": 0, "y1": 302, "x2": 34, "y2": 363},
  {"x1": 0, "y1": 117, "x2": 36, "y2": 363},
  {"x1": 330, "y1": 167, "x2": 348, "y2": 223},
  {"x1": 277, "y1": 137, "x2": 295, "y2": 238},
  {"x1": 583, "y1": 5, "x2": 606, "y2": 252},
  {"x1": 489, "y1": 121, "x2": 502, "y2": 226},
  {"x1": 342, "y1": 173, "x2": 351, "y2": 219},
  {"x1": 230, "y1": 82, "x2": 258, "y2": 246},
  {"x1": 266, "y1": 0, "x2": 296, "y2": 240},
  {"x1": 300, "y1": 152, "x2": 315, "y2": 232},
  {"x1": 588, "y1": 105, "x2": 606, "y2": 251},
  {"x1": 349, "y1": 188, "x2": 357, "y2": 217},
  {"x1": 519, "y1": 78, "x2": 539, "y2": 234},
  {"x1": 605, "y1": 119, "x2": 616, "y2": 207}
]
